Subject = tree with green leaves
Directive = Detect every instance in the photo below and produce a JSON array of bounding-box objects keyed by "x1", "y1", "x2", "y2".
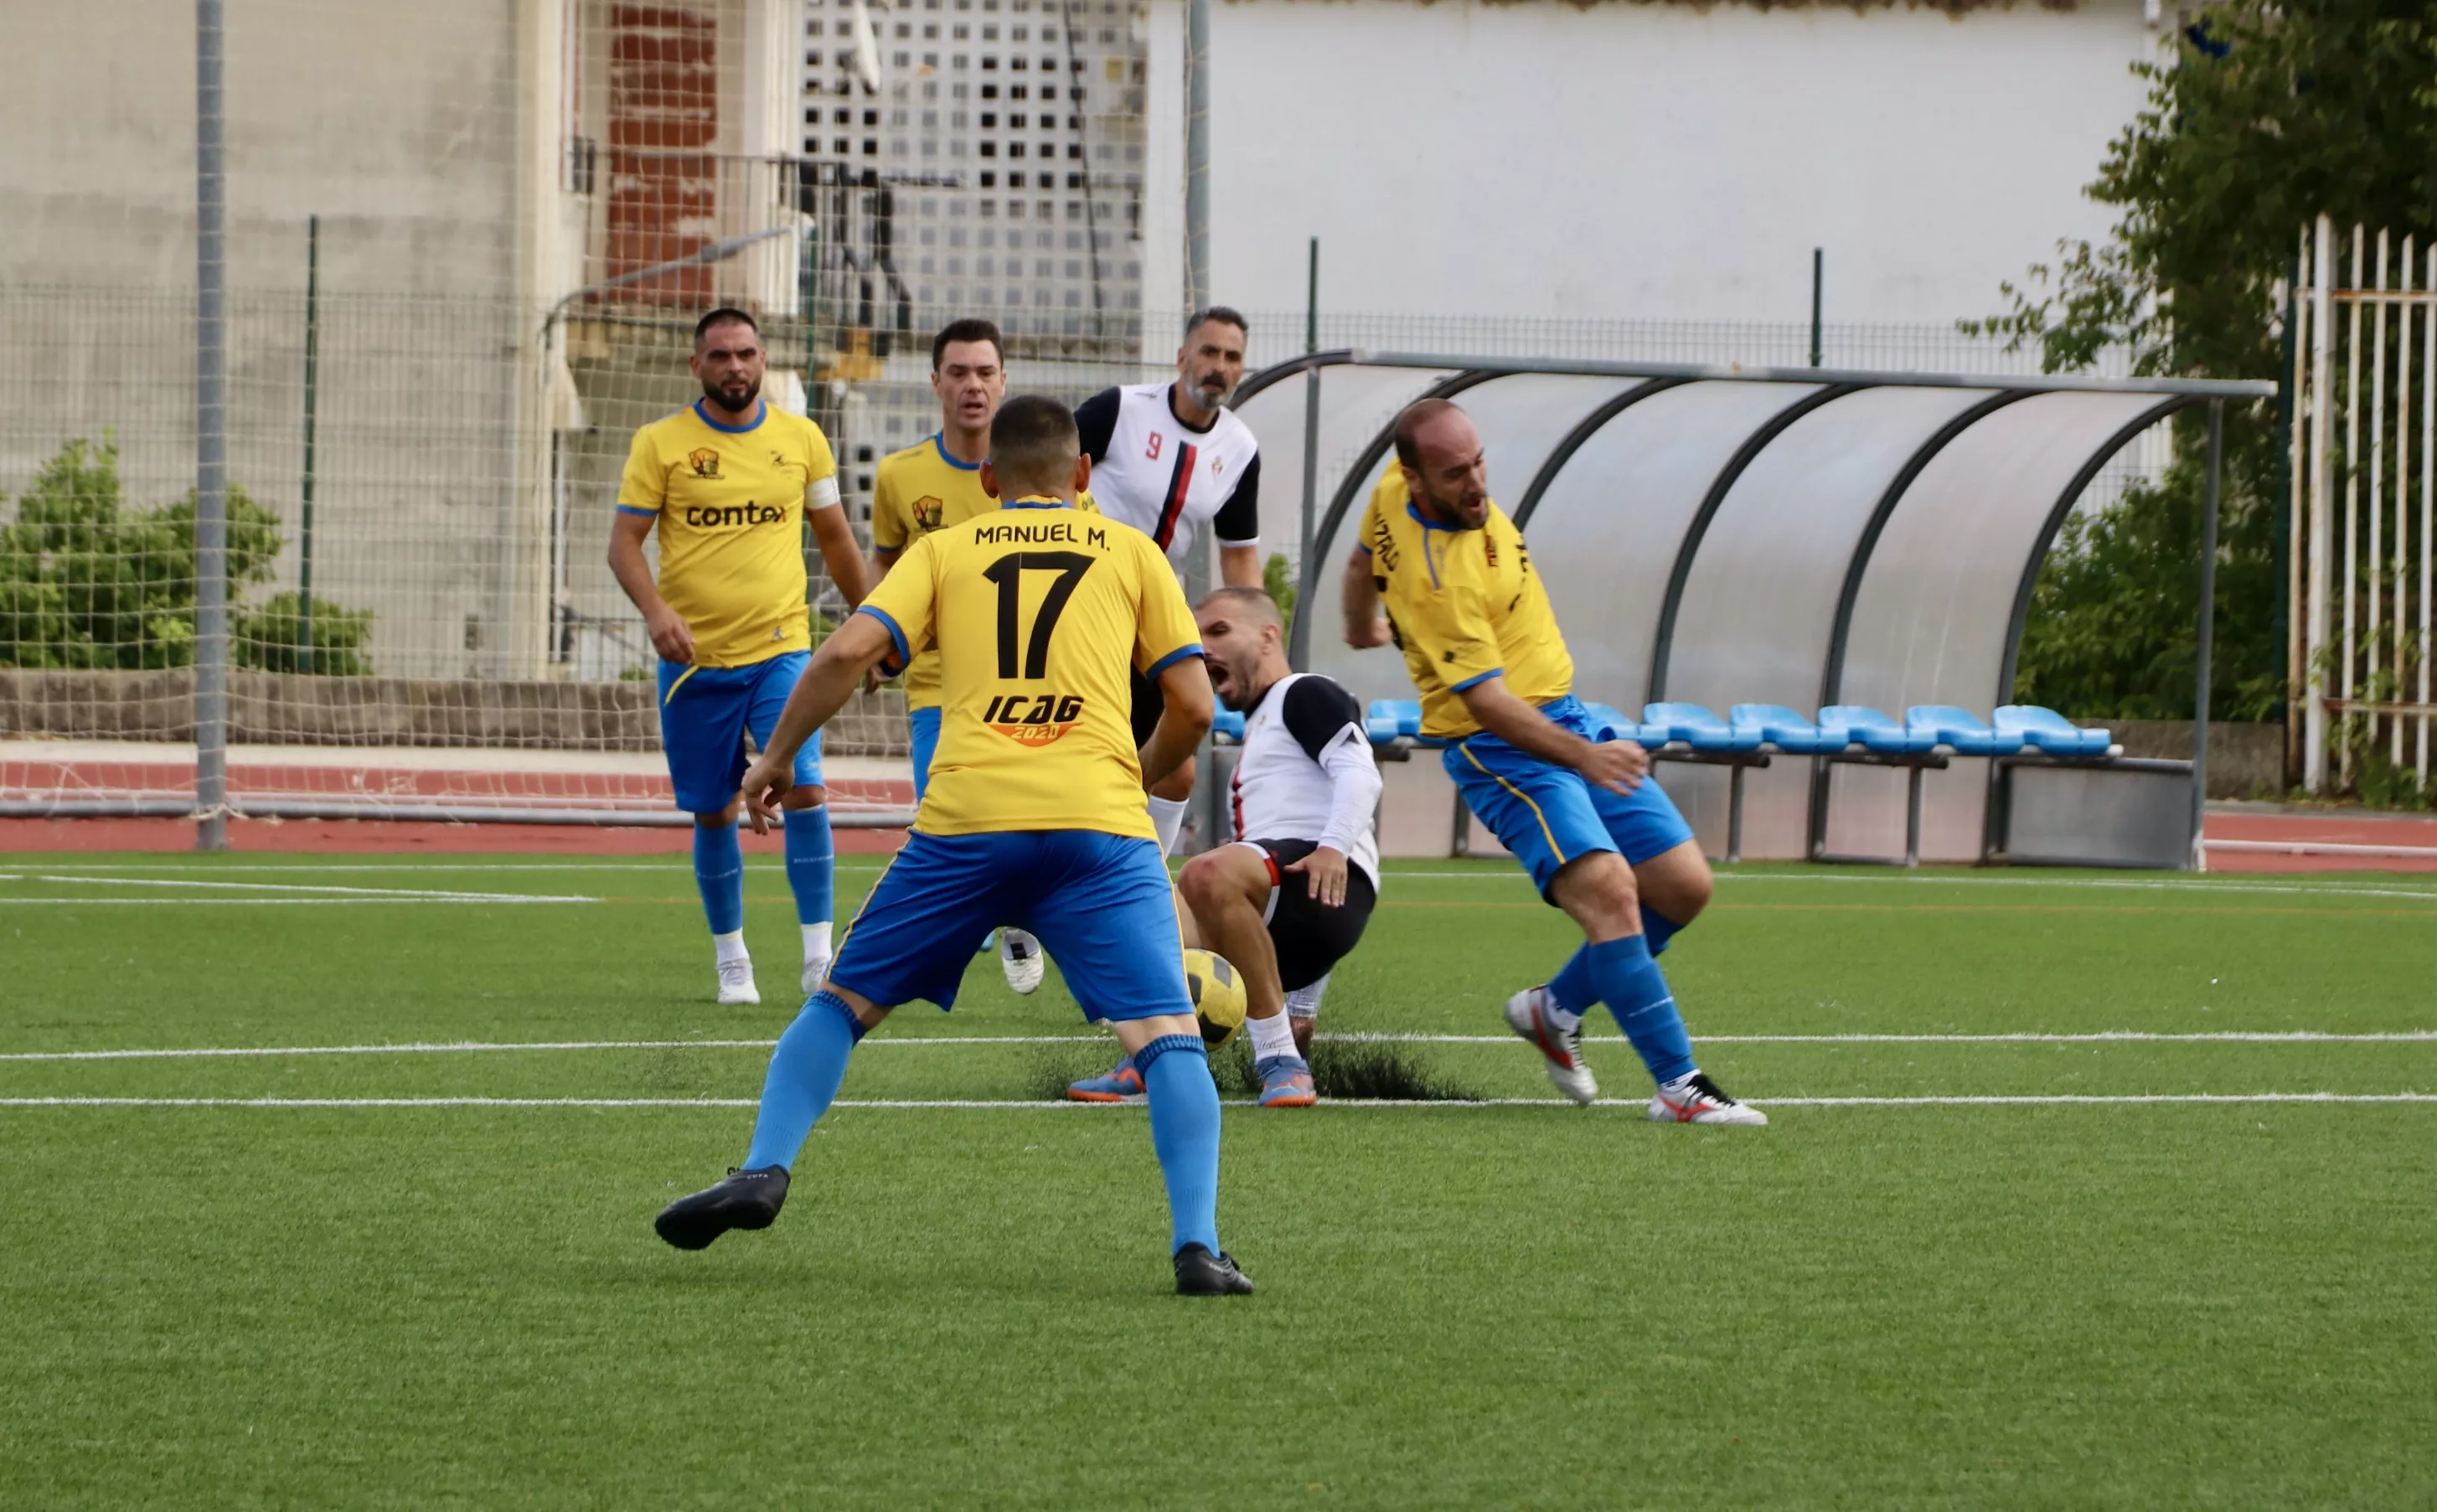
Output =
[
  {"x1": 0, "y1": 435, "x2": 374, "y2": 674},
  {"x1": 1969, "y1": 0, "x2": 2437, "y2": 739}
]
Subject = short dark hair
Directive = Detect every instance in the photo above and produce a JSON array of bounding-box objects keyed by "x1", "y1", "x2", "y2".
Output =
[
  {"x1": 694, "y1": 307, "x2": 760, "y2": 344},
  {"x1": 1393, "y1": 398, "x2": 1464, "y2": 471},
  {"x1": 1184, "y1": 306, "x2": 1248, "y2": 341},
  {"x1": 1197, "y1": 584, "x2": 1280, "y2": 628},
  {"x1": 931, "y1": 317, "x2": 1004, "y2": 371},
  {"x1": 989, "y1": 394, "x2": 1081, "y2": 493}
]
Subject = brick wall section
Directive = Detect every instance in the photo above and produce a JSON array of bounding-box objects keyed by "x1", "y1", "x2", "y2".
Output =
[{"x1": 0, "y1": 672, "x2": 909, "y2": 756}]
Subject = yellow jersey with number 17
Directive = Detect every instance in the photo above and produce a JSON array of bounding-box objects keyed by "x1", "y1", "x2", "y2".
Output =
[
  {"x1": 617, "y1": 399, "x2": 840, "y2": 668},
  {"x1": 870, "y1": 433, "x2": 1099, "y2": 710},
  {"x1": 855, "y1": 498, "x2": 1201, "y2": 838},
  {"x1": 1359, "y1": 467, "x2": 1572, "y2": 741}
]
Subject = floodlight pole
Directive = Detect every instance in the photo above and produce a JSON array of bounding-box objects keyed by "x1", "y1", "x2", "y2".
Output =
[
  {"x1": 194, "y1": 0, "x2": 230, "y2": 853},
  {"x1": 2192, "y1": 399, "x2": 2224, "y2": 869},
  {"x1": 1184, "y1": 0, "x2": 1211, "y2": 311}
]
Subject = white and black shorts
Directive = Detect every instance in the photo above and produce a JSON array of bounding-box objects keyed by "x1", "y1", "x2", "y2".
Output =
[{"x1": 1236, "y1": 838, "x2": 1376, "y2": 992}]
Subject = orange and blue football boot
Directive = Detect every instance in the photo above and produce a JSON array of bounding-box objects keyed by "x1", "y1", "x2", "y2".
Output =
[
  {"x1": 1255, "y1": 1055, "x2": 1315, "y2": 1108},
  {"x1": 1065, "y1": 1055, "x2": 1144, "y2": 1103}
]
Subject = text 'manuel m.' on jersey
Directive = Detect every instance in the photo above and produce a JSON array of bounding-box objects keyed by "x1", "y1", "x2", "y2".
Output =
[
  {"x1": 1074, "y1": 381, "x2": 1260, "y2": 576},
  {"x1": 617, "y1": 399, "x2": 841, "y2": 668},
  {"x1": 870, "y1": 434, "x2": 1099, "y2": 711},
  {"x1": 854, "y1": 499, "x2": 1202, "y2": 839},
  {"x1": 1359, "y1": 468, "x2": 1573, "y2": 741}
]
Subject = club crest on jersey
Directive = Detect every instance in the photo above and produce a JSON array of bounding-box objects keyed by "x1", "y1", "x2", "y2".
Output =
[
  {"x1": 1483, "y1": 534, "x2": 1499, "y2": 568},
  {"x1": 981, "y1": 691, "x2": 1086, "y2": 746},
  {"x1": 915, "y1": 495, "x2": 945, "y2": 530},
  {"x1": 688, "y1": 447, "x2": 720, "y2": 478}
]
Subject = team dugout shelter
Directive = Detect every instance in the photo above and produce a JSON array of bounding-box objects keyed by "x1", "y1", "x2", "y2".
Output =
[{"x1": 1222, "y1": 353, "x2": 2274, "y2": 870}]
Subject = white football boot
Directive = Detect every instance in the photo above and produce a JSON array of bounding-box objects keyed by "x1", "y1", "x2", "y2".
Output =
[
  {"x1": 1504, "y1": 985, "x2": 1598, "y2": 1105},
  {"x1": 1649, "y1": 1071, "x2": 1768, "y2": 1126},
  {"x1": 715, "y1": 955, "x2": 761, "y2": 1006},
  {"x1": 801, "y1": 955, "x2": 830, "y2": 996},
  {"x1": 1000, "y1": 928, "x2": 1046, "y2": 996}
]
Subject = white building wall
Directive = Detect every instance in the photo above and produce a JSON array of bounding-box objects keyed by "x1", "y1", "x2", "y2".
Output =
[{"x1": 1202, "y1": 0, "x2": 2161, "y2": 328}]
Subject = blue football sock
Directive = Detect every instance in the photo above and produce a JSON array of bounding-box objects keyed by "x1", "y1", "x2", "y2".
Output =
[
  {"x1": 743, "y1": 992, "x2": 865, "y2": 1171},
  {"x1": 1587, "y1": 934, "x2": 1696, "y2": 1085},
  {"x1": 692, "y1": 821, "x2": 746, "y2": 937},
  {"x1": 1547, "y1": 946, "x2": 1600, "y2": 1016},
  {"x1": 1135, "y1": 1034, "x2": 1221, "y2": 1255},
  {"x1": 1640, "y1": 906, "x2": 1683, "y2": 957},
  {"x1": 782, "y1": 807, "x2": 835, "y2": 926}
]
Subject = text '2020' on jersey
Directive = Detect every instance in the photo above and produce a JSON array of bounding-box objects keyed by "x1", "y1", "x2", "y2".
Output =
[
  {"x1": 1075, "y1": 382, "x2": 1261, "y2": 575},
  {"x1": 617, "y1": 400, "x2": 840, "y2": 668},
  {"x1": 870, "y1": 433, "x2": 1099, "y2": 711},
  {"x1": 1360, "y1": 468, "x2": 1573, "y2": 741},
  {"x1": 855, "y1": 499, "x2": 1203, "y2": 839}
]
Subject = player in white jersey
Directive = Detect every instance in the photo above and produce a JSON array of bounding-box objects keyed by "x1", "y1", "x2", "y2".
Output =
[
  {"x1": 1072, "y1": 307, "x2": 1263, "y2": 854},
  {"x1": 1069, "y1": 586, "x2": 1381, "y2": 1107}
]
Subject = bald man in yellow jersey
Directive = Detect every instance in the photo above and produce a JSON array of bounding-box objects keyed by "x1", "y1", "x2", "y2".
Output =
[
  {"x1": 609, "y1": 308, "x2": 871, "y2": 1008},
  {"x1": 1342, "y1": 399, "x2": 1763, "y2": 1126},
  {"x1": 654, "y1": 395, "x2": 1250, "y2": 1296},
  {"x1": 870, "y1": 317, "x2": 1097, "y2": 997}
]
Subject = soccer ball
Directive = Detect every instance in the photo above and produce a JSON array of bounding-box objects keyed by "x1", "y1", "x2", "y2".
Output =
[{"x1": 1184, "y1": 948, "x2": 1247, "y2": 1048}]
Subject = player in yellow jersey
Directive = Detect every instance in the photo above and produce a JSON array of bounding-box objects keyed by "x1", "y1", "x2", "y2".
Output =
[
  {"x1": 1341, "y1": 399, "x2": 1764, "y2": 1126},
  {"x1": 608, "y1": 308, "x2": 872, "y2": 1008},
  {"x1": 869, "y1": 317, "x2": 1096, "y2": 996},
  {"x1": 653, "y1": 395, "x2": 1251, "y2": 1296}
]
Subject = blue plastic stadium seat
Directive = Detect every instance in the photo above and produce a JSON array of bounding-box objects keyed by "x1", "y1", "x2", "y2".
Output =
[
  {"x1": 1815, "y1": 704, "x2": 1937, "y2": 755},
  {"x1": 1728, "y1": 703, "x2": 1836, "y2": 754},
  {"x1": 1368, "y1": 699, "x2": 1423, "y2": 738},
  {"x1": 1211, "y1": 707, "x2": 1247, "y2": 742},
  {"x1": 1994, "y1": 704, "x2": 2113, "y2": 758},
  {"x1": 1904, "y1": 704, "x2": 2026, "y2": 756},
  {"x1": 1642, "y1": 702, "x2": 1763, "y2": 753},
  {"x1": 1364, "y1": 712, "x2": 1402, "y2": 744},
  {"x1": 1577, "y1": 702, "x2": 1648, "y2": 746}
]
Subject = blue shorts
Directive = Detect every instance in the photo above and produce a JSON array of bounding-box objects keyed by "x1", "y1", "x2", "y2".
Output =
[
  {"x1": 829, "y1": 829, "x2": 1186, "y2": 1019},
  {"x1": 657, "y1": 653, "x2": 824, "y2": 815},
  {"x1": 1445, "y1": 694, "x2": 1696, "y2": 900},
  {"x1": 907, "y1": 705, "x2": 942, "y2": 804}
]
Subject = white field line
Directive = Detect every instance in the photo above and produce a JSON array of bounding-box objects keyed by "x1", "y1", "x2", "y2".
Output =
[
  {"x1": 3, "y1": 1093, "x2": 2432, "y2": 1110},
  {"x1": 6, "y1": 1030, "x2": 2433, "y2": 1064},
  {"x1": 0, "y1": 898, "x2": 592, "y2": 907},
  {"x1": 15, "y1": 859, "x2": 2437, "y2": 900},
  {"x1": 0, "y1": 873, "x2": 596, "y2": 903}
]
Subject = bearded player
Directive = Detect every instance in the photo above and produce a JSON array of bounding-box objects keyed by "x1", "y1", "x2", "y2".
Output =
[
  {"x1": 609, "y1": 308, "x2": 871, "y2": 1005},
  {"x1": 1341, "y1": 400, "x2": 1763, "y2": 1125},
  {"x1": 653, "y1": 395, "x2": 1250, "y2": 1296},
  {"x1": 1071, "y1": 307, "x2": 1264, "y2": 855},
  {"x1": 1069, "y1": 586, "x2": 1380, "y2": 1107}
]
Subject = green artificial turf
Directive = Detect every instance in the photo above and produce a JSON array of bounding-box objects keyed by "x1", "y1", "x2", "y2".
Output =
[{"x1": 2, "y1": 854, "x2": 2433, "y2": 1507}]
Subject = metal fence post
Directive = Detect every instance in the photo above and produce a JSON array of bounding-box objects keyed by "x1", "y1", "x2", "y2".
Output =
[
  {"x1": 299, "y1": 214, "x2": 321, "y2": 673},
  {"x1": 194, "y1": 0, "x2": 230, "y2": 853},
  {"x1": 2193, "y1": 399, "x2": 2223, "y2": 868},
  {"x1": 1293, "y1": 236, "x2": 1320, "y2": 671}
]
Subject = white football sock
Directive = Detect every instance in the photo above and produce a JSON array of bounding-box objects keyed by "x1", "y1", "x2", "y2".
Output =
[
  {"x1": 1146, "y1": 795, "x2": 1189, "y2": 855},
  {"x1": 1659, "y1": 1069, "x2": 1701, "y2": 1096},
  {"x1": 1284, "y1": 973, "x2": 1330, "y2": 1020},
  {"x1": 802, "y1": 921, "x2": 834, "y2": 963},
  {"x1": 1544, "y1": 997, "x2": 1585, "y2": 1034},
  {"x1": 1248, "y1": 1009, "x2": 1299, "y2": 1064},
  {"x1": 714, "y1": 930, "x2": 751, "y2": 965}
]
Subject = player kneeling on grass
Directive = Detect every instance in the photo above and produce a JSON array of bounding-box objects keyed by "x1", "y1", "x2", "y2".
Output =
[
  {"x1": 654, "y1": 395, "x2": 1252, "y2": 1297},
  {"x1": 1069, "y1": 586, "x2": 1381, "y2": 1108}
]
